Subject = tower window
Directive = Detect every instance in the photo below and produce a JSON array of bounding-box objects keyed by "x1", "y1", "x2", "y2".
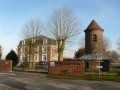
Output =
[{"x1": 92, "y1": 34, "x2": 97, "y2": 42}]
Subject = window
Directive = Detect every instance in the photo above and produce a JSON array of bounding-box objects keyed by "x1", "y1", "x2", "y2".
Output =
[
  {"x1": 34, "y1": 55, "x2": 38, "y2": 62},
  {"x1": 18, "y1": 48, "x2": 20, "y2": 53},
  {"x1": 34, "y1": 47, "x2": 37, "y2": 53},
  {"x1": 42, "y1": 46, "x2": 47, "y2": 53},
  {"x1": 25, "y1": 47, "x2": 28, "y2": 53},
  {"x1": 42, "y1": 55, "x2": 47, "y2": 62},
  {"x1": 43, "y1": 38, "x2": 47, "y2": 45},
  {"x1": 22, "y1": 40, "x2": 25, "y2": 46},
  {"x1": 21, "y1": 55, "x2": 25, "y2": 62},
  {"x1": 27, "y1": 54, "x2": 29, "y2": 61},
  {"x1": 21, "y1": 47, "x2": 24, "y2": 53},
  {"x1": 24, "y1": 40, "x2": 25, "y2": 45},
  {"x1": 92, "y1": 34, "x2": 97, "y2": 42},
  {"x1": 22, "y1": 41, "x2": 23, "y2": 46},
  {"x1": 37, "y1": 46, "x2": 39, "y2": 52}
]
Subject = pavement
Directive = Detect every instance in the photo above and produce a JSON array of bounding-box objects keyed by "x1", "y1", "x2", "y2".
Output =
[{"x1": 0, "y1": 72, "x2": 120, "y2": 90}]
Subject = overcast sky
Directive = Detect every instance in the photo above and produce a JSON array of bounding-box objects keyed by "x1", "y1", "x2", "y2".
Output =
[{"x1": 0, "y1": 0, "x2": 120, "y2": 59}]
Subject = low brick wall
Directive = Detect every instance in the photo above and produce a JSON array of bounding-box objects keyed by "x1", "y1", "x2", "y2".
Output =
[
  {"x1": 48, "y1": 60, "x2": 85, "y2": 76},
  {"x1": 0, "y1": 60, "x2": 12, "y2": 72}
]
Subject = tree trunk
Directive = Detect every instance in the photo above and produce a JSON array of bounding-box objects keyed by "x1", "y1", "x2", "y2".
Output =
[
  {"x1": 57, "y1": 40, "x2": 65, "y2": 61},
  {"x1": 58, "y1": 50, "x2": 63, "y2": 61}
]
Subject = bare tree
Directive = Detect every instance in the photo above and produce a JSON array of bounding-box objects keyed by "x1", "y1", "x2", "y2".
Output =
[
  {"x1": 21, "y1": 18, "x2": 43, "y2": 62},
  {"x1": 107, "y1": 50, "x2": 119, "y2": 59},
  {"x1": 79, "y1": 36, "x2": 85, "y2": 48},
  {"x1": 22, "y1": 18, "x2": 43, "y2": 39},
  {"x1": 103, "y1": 36, "x2": 112, "y2": 54},
  {"x1": 47, "y1": 8, "x2": 80, "y2": 61},
  {"x1": 91, "y1": 36, "x2": 111, "y2": 54}
]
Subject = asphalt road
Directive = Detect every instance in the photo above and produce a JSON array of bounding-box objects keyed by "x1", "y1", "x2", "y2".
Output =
[{"x1": 0, "y1": 72, "x2": 120, "y2": 90}]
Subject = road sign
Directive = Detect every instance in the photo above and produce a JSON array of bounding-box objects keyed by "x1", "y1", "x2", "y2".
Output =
[
  {"x1": 50, "y1": 62, "x2": 55, "y2": 66},
  {"x1": 96, "y1": 61, "x2": 103, "y2": 62},
  {"x1": 96, "y1": 66, "x2": 103, "y2": 68}
]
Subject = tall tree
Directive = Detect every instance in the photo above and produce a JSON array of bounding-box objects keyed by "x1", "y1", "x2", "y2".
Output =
[
  {"x1": 47, "y1": 8, "x2": 80, "y2": 61},
  {"x1": 6, "y1": 50, "x2": 18, "y2": 67},
  {"x1": 21, "y1": 18, "x2": 43, "y2": 62}
]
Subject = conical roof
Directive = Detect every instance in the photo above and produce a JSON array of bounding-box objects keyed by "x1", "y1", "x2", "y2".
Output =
[{"x1": 86, "y1": 20, "x2": 102, "y2": 30}]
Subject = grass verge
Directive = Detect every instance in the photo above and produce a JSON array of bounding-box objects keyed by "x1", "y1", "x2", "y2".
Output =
[{"x1": 47, "y1": 74, "x2": 120, "y2": 82}]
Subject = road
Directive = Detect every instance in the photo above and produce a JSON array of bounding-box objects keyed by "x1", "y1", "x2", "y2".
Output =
[{"x1": 0, "y1": 72, "x2": 120, "y2": 90}]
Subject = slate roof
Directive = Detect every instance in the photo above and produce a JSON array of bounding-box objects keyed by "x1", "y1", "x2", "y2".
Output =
[
  {"x1": 79, "y1": 54, "x2": 111, "y2": 60},
  {"x1": 18, "y1": 35, "x2": 56, "y2": 46},
  {"x1": 85, "y1": 20, "x2": 103, "y2": 30}
]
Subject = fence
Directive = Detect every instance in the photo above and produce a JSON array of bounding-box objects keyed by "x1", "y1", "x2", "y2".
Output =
[
  {"x1": 48, "y1": 60, "x2": 85, "y2": 76},
  {"x1": 13, "y1": 60, "x2": 85, "y2": 76},
  {"x1": 13, "y1": 61, "x2": 48, "y2": 72}
]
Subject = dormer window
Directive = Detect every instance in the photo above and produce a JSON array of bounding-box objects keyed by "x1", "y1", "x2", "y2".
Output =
[
  {"x1": 43, "y1": 38, "x2": 47, "y2": 45},
  {"x1": 92, "y1": 34, "x2": 97, "y2": 42},
  {"x1": 22, "y1": 40, "x2": 26, "y2": 46}
]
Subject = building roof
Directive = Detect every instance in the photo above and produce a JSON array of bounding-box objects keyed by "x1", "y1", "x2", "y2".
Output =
[
  {"x1": 18, "y1": 35, "x2": 56, "y2": 46},
  {"x1": 85, "y1": 20, "x2": 103, "y2": 30},
  {"x1": 79, "y1": 54, "x2": 111, "y2": 60}
]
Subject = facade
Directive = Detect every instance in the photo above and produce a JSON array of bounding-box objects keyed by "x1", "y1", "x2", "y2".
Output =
[{"x1": 17, "y1": 35, "x2": 58, "y2": 64}]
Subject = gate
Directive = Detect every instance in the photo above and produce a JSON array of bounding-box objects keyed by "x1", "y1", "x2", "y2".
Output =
[{"x1": 13, "y1": 61, "x2": 48, "y2": 73}]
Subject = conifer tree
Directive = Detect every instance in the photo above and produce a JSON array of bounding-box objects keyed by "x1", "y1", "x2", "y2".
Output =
[{"x1": 6, "y1": 50, "x2": 18, "y2": 67}]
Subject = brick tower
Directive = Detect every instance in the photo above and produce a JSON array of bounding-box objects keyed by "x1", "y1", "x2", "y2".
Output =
[{"x1": 84, "y1": 20, "x2": 104, "y2": 54}]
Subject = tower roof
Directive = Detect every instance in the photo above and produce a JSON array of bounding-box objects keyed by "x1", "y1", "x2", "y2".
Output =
[{"x1": 86, "y1": 20, "x2": 102, "y2": 30}]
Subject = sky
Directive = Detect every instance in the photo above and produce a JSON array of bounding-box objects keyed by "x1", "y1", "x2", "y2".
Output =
[{"x1": 0, "y1": 0, "x2": 120, "y2": 59}]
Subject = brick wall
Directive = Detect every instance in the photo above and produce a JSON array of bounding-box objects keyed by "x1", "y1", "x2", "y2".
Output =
[
  {"x1": 48, "y1": 60, "x2": 85, "y2": 76},
  {"x1": 0, "y1": 60, "x2": 12, "y2": 72},
  {"x1": 112, "y1": 60, "x2": 120, "y2": 64}
]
